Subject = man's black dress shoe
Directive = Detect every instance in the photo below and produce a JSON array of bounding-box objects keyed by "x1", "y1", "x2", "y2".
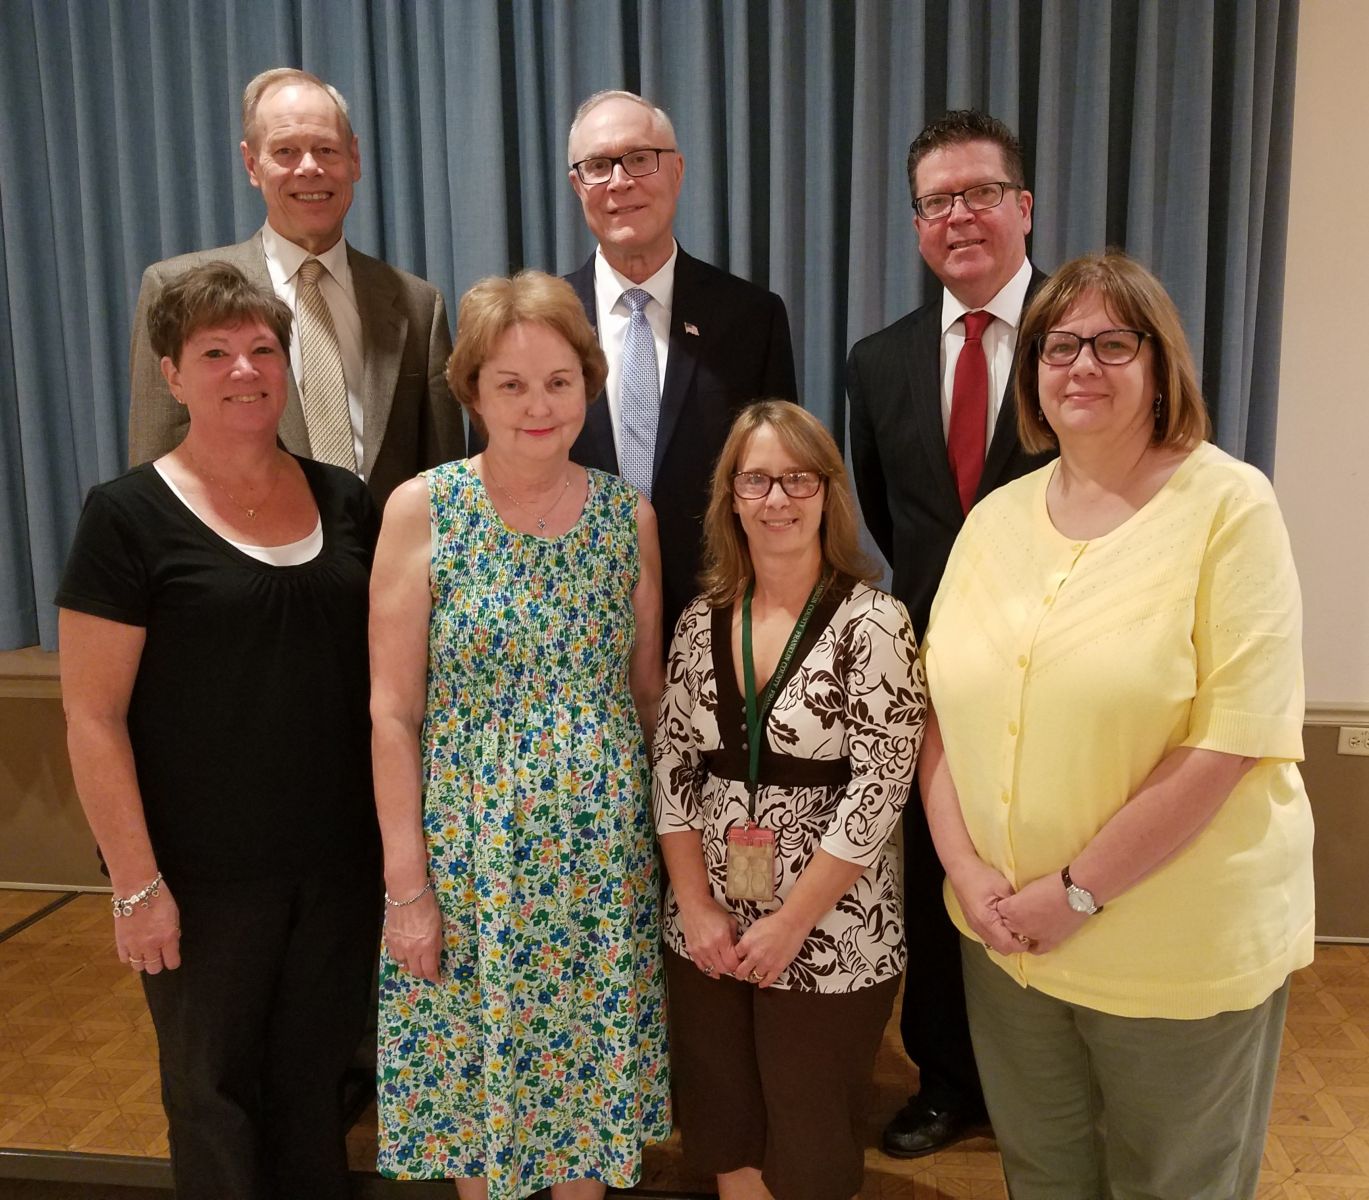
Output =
[{"x1": 881, "y1": 1098, "x2": 987, "y2": 1158}]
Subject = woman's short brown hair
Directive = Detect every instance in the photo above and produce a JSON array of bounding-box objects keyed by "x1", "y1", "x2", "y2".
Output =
[
  {"x1": 147, "y1": 262, "x2": 293, "y2": 367},
  {"x1": 699, "y1": 400, "x2": 880, "y2": 606},
  {"x1": 1015, "y1": 250, "x2": 1211, "y2": 454},
  {"x1": 446, "y1": 271, "x2": 608, "y2": 429}
]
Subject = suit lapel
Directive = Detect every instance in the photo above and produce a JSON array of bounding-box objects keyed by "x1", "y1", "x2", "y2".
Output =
[
  {"x1": 349, "y1": 246, "x2": 405, "y2": 478},
  {"x1": 903, "y1": 309, "x2": 963, "y2": 521},
  {"x1": 978, "y1": 267, "x2": 1049, "y2": 500},
  {"x1": 980, "y1": 387, "x2": 1024, "y2": 498},
  {"x1": 654, "y1": 249, "x2": 701, "y2": 477},
  {"x1": 567, "y1": 256, "x2": 618, "y2": 473}
]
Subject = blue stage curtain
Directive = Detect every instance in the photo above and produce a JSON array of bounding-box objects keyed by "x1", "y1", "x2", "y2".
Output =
[{"x1": 0, "y1": 0, "x2": 1298, "y2": 649}]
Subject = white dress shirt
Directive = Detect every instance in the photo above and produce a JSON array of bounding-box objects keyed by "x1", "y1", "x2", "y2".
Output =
[
  {"x1": 592, "y1": 243, "x2": 677, "y2": 465},
  {"x1": 260, "y1": 223, "x2": 366, "y2": 474},
  {"x1": 938, "y1": 256, "x2": 1034, "y2": 449}
]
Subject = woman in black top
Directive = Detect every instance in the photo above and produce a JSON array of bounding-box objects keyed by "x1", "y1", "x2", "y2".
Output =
[{"x1": 58, "y1": 263, "x2": 382, "y2": 1199}]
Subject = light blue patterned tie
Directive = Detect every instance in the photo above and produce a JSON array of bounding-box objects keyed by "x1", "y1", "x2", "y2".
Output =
[{"x1": 618, "y1": 287, "x2": 660, "y2": 497}]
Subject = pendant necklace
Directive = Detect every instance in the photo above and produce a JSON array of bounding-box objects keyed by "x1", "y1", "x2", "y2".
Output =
[
  {"x1": 489, "y1": 467, "x2": 571, "y2": 532},
  {"x1": 185, "y1": 447, "x2": 284, "y2": 520}
]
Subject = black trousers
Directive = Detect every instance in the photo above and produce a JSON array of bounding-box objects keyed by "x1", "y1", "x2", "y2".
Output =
[
  {"x1": 142, "y1": 863, "x2": 381, "y2": 1200},
  {"x1": 899, "y1": 780, "x2": 984, "y2": 1113}
]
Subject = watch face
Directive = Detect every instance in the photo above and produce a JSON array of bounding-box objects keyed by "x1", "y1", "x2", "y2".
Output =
[{"x1": 1066, "y1": 887, "x2": 1095, "y2": 915}]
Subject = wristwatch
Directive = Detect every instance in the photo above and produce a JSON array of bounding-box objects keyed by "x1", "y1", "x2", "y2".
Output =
[{"x1": 1061, "y1": 866, "x2": 1103, "y2": 915}]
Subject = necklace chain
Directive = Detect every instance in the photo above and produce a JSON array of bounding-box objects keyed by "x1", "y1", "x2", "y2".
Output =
[
  {"x1": 488, "y1": 468, "x2": 571, "y2": 532},
  {"x1": 184, "y1": 447, "x2": 284, "y2": 520}
]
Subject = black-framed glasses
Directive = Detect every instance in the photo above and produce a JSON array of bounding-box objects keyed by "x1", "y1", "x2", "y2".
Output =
[
  {"x1": 571, "y1": 148, "x2": 677, "y2": 185},
  {"x1": 1037, "y1": 328, "x2": 1150, "y2": 367},
  {"x1": 913, "y1": 181, "x2": 1021, "y2": 221},
  {"x1": 731, "y1": 471, "x2": 825, "y2": 500}
]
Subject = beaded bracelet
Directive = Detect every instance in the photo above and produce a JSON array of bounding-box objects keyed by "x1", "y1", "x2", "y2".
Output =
[
  {"x1": 384, "y1": 881, "x2": 433, "y2": 908},
  {"x1": 112, "y1": 872, "x2": 164, "y2": 918}
]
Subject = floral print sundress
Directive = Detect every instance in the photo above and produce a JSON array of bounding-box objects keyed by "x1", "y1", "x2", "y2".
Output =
[{"x1": 377, "y1": 461, "x2": 670, "y2": 1196}]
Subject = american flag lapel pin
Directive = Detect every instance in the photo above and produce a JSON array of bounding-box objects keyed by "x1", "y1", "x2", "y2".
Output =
[{"x1": 684, "y1": 321, "x2": 700, "y2": 336}]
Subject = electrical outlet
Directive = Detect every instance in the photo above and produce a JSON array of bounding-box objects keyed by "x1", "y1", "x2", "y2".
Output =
[{"x1": 1338, "y1": 726, "x2": 1369, "y2": 756}]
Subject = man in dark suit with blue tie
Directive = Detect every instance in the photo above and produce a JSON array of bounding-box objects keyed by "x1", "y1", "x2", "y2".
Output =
[
  {"x1": 562, "y1": 90, "x2": 798, "y2": 642},
  {"x1": 846, "y1": 110, "x2": 1055, "y2": 1158}
]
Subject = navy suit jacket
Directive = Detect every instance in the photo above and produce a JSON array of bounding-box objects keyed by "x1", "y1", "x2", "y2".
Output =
[
  {"x1": 565, "y1": 248, "x2": 798, "y2": 640},
  {"x1": 845, "y1": 268, "x2": 1055, "y2": 638}
]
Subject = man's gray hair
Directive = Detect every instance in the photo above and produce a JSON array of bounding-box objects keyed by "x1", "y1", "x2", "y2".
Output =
[
  {"x1": 566, "y1": 90, "x2": 677, "y2": 164},
  {"x1": 241, "y1": 68, "x2": 354, "y2": 148}
]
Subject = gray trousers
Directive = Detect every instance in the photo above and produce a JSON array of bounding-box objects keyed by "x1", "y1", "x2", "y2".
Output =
[{"x1": 961, "y1": 936, "x2": 1289, "y2": 1200}]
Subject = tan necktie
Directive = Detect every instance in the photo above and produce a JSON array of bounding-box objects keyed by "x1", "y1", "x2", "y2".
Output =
[{"x1": 295, "y1": 258, "x2": 356, "y2": 471}]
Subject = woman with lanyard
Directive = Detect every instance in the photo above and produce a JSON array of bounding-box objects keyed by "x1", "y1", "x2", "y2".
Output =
[{"x1": 653, "y1": 400, "x2": 925, "y2": 1200}]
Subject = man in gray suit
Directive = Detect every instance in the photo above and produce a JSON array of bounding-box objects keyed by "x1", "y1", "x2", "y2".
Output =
[{"x1": 127, "y1": 68, "x2": 463, "y2": 503}]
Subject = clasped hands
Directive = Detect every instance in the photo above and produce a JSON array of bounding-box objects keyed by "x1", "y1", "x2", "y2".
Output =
[
  {"x1": 681, "y1": 896, "x2": 803, "y2": 988},
  {"x1": 950, "y1": 858, "x2": 1087, "y2": 956}
]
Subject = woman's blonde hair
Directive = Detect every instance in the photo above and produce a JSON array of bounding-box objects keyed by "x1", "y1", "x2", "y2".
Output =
[
  {"x1": 447, "y1": 271, "x2": 608, "y2": 432},
  {"x1": 699, "y1": 400, "x2": 879, "y2": 606},
  {"x1": 1015, "y1": 250, "x2": 1211, "y2": 454}
]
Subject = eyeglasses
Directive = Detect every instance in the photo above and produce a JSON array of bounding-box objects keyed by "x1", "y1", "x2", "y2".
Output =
[
  {"x1": 570, "y1": 148, "x2": 677, "y2": 186},
  {"x1": 1037, "y1": 328, "x2": 1150, "y2": 367},
  {"x1": 731, "y1": 471, "x2": 825, "y2": 500},
  {"x1": 913, "y1": 181, "x2": 1021, "y2": 221}
]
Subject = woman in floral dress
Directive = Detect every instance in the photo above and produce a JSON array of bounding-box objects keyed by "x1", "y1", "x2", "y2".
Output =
[{"x1": 369, "y1": 271, "x2": 670, "y2": 1199}]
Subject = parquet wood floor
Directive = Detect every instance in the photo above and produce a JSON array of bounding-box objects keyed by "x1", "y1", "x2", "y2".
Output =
[{"x1": 3, "y1": 892, "x2": 1367, "y2": 1198}]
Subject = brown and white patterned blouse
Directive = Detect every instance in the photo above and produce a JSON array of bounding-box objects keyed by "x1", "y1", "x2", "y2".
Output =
[{"x1": 652, "y1": 577, "x2": 926, "y2": 993}]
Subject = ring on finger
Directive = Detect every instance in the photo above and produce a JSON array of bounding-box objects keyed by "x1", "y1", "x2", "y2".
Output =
[
  {"x1": 749, "y1": 970, "x2": 763, "y2": 983},
  {"x1": 128, "y1": 957, "x2": 145, "y2": 965}
]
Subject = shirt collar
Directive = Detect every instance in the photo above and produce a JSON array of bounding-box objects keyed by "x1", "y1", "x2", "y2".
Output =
[
  {"x1": 593, "y1": 241, "x2": 679, "y2": 317},
  {"x1": 940, "y1": 256, "x2": 1034, "y2": 335},
  {"x1": 260, "y1": 223, "x2": 351, "y2": 290}
]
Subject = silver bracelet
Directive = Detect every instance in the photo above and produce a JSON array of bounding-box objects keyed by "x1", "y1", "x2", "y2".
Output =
[
  {"x1": 112, "y1": 871, "x2": 163, "y2": 918},
  {"x1": 384, "y1": 881, "x2": 433, "y2": 908}
]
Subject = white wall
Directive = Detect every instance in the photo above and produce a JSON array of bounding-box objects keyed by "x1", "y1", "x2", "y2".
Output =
[{"x1": 1274, "y1": 0, "x2": 1369, "y2": 713}]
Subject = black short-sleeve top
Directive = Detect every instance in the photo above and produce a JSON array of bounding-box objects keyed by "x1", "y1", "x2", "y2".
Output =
[{"x1": 56, "y1": 458, "x2": 380, "y2": 882}]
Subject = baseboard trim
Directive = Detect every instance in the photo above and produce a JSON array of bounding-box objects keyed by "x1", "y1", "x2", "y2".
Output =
[{"x1": 1306, "y1": 701, "x2": 1369, "y2": 724}]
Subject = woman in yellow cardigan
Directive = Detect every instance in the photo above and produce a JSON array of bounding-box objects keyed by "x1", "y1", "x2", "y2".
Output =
[{"x1": 920, "y1": 251, "x2": 1312, "y2": 1200}]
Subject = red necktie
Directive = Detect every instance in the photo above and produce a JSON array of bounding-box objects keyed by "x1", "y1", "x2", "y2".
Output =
[{"x1": 947, "y1": 309, "x2": 994, "y2": 514}]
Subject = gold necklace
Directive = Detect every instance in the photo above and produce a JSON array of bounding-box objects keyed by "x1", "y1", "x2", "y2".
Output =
[
  {"x1": 185, "y1": 447, "x2": 284, "y2": 519},
  {"x1": 487, "y1": 466, "x2": 571, "y2": 532}
]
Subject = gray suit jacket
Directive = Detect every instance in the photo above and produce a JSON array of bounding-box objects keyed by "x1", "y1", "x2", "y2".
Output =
[{"x1": 127, "y1": 231, "x2": 464, "y2": 504}]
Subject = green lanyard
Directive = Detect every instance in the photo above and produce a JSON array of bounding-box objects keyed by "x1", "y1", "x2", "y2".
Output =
[{"x1": 741, "y1": 571, "x2": 830, "y2": 815}]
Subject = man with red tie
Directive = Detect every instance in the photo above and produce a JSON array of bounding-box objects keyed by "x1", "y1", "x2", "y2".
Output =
[{"x1": 846, "y1": 110, "x2": 1054, "y2": 1158}]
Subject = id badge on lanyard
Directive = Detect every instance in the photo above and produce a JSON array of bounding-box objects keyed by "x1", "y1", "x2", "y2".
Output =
[
  {"x1": 723, "y1": 572, "x2": 829, "y2": 903},
  {"x1": 726, "y1": 815, "x2": 777, "y2": 902}
]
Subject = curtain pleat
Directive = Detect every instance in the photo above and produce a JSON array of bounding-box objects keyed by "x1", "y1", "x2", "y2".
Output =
[{"x1": 0, "y1": 0, "x2": 1299, "y2": 649}]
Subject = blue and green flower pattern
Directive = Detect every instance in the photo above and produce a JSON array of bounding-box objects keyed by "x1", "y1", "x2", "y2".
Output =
[{"x1": 377, "y1": 461, "x2": 670, "y2": 1196}]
